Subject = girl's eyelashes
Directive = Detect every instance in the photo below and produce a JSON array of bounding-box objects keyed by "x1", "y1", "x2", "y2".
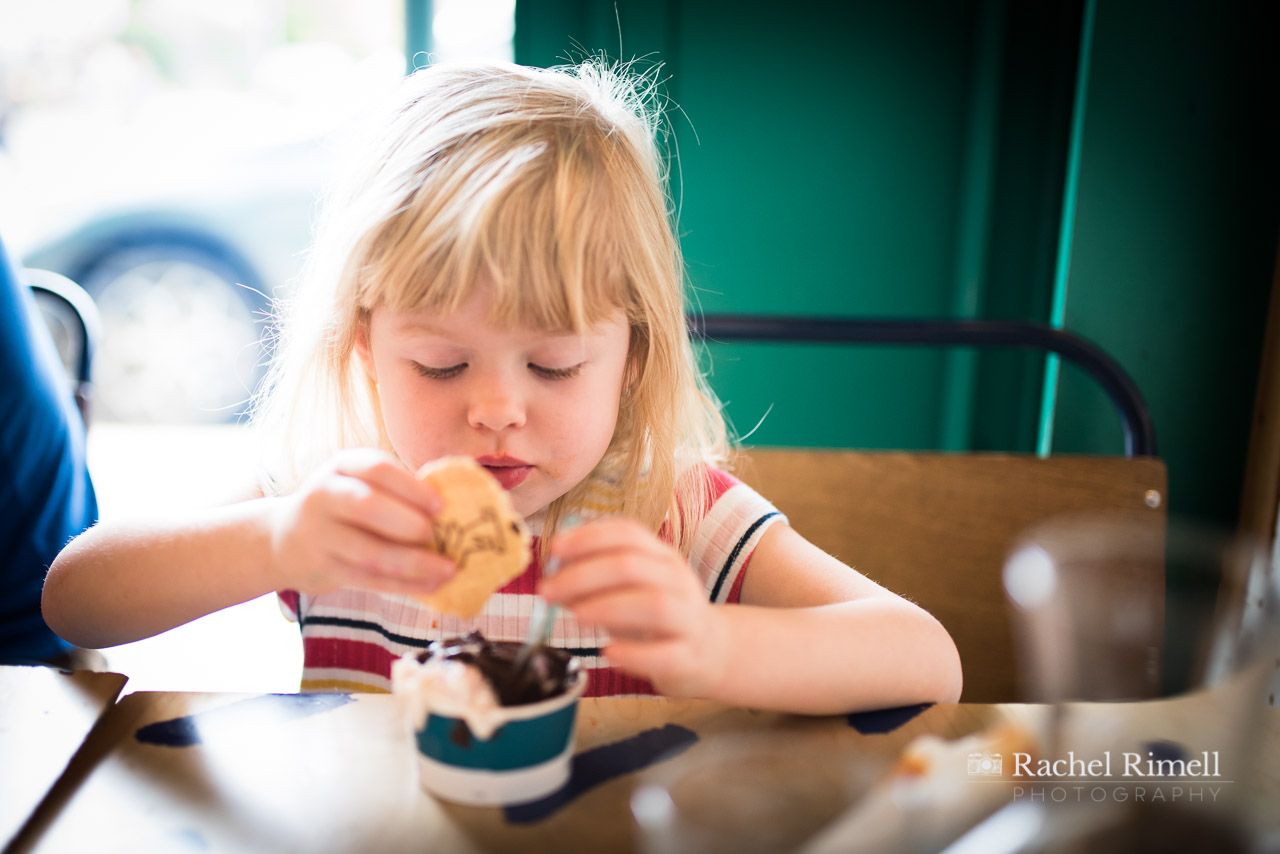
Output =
[
  {"x1": 409, "y1": 361, "x2": 583, "y2": 380},
  {"x1": 530, "y1": 362, "x2": 584, "y2": 380},
  {"x1": 411, "y1": 362, "x2": 466, "y2": 380}
]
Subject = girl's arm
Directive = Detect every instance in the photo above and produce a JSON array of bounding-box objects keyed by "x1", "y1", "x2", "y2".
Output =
[
  {"x1": 46, "y1": 498, "x2": 285, "y2": 649},
  {"x1": 706, "y1": 522, "x2": 961, "y2": 712},
  {"x1": 43, "y1": 450, "x2": 456, "y2": 650},
  {"x1": 540, "y1": 518, "x2": 962, "y2": 714}
]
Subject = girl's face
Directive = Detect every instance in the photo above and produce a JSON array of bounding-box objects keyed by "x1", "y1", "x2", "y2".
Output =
[{"x1": 355, "y1": 284, "x2": 632, "y2": 518}]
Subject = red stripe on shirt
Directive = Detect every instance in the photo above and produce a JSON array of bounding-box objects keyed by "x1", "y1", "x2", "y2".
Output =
[
  {"x1": 303, "y1": 636, "x2": 398, "y2": 675},
  {"x1": 496, "y1": 537, "x2": 543, "y2": 595},
  {"x1": 585, "y1": 666, "x2": 657, "y2": 697},
  {"x1": 726, "y1": 548, "x2": 753, "y2": 604}
]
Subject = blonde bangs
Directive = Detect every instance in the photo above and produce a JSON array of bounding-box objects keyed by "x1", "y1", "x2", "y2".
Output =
[{"x1": 357, "y1": 110, "x2": 651, "y2": 337}]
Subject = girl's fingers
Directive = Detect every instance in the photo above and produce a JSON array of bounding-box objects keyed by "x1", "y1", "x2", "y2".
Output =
[
  {"x1": 540, "y1": 552, "x2": 695, "y2": 605},
  {"x1": 363, "y1": 543, "x2": 456, "y2": 588},
  {"x1": 548, "y1": 517, "x2": 671, "y2": 563},
  {"x1": 327, "y1": 522, "x2": 456, "y2": 588},
  {"x1": 567, "y1": 587, "x2": 698, "y2": 640},
  {"x1": 322, "y1": 475, "x2": 436, "y2": 546},
  {"x1": 332, "y1": 449, "x2": 444, "y2": 518}
]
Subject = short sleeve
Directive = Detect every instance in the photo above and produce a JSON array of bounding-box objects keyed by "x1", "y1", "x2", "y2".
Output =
[
  {"x1": 686, "y1": 467, "x2": 787, "y2": 605},
  {"x1": 278, "y1": 589, "x2": 301, "y2": 622}
]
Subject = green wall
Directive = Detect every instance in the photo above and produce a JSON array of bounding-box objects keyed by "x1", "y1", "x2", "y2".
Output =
[
  {"x1": 1047, "y1": 1, "x2": 1278, "y2": 523},
  {"x1": 515, "y1": 0, "x2": 1279, "y2": 525}
]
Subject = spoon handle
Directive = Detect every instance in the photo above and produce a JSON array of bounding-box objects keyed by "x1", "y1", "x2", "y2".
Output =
[
  {"x1": 514, "y1": 516, "x2": 580, "y2": 667},
  {"x1": 522, "y1": 567, "x2": 560, "y2": 645}
]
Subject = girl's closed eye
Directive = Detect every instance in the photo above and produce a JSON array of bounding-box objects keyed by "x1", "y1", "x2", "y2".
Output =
[
  {"x1": 412, "y1": 362, "x2": 467, "y2": 380},
  {"x1": 530, "y1": 362, "x2": 583, "y2": 380}
]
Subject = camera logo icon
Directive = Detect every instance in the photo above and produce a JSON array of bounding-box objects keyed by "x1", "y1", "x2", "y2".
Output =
[{"x1": 968, "y1": 751, "x2": 1002, "y2": 776}]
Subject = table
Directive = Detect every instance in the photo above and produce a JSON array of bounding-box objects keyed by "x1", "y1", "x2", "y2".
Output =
[
  {"x1": 0, "y1": 666, "x2": 126, "y2": 851},
  {"x1": 6, "y1": 672, "x2": 1278, "y2": 853}
]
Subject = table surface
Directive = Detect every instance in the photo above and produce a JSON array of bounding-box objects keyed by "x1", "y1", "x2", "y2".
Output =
[
  {"x1": 5, "y1": 666, "x2": 1277, "y2": 854},
  {"x1": 0, "y1": 667, "x2": 126, "y2": 851}
]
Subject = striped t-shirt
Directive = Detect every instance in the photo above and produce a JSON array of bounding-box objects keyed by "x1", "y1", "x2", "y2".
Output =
[{"x1": 277, "y1": 465, "x2": 784, "y2": 696}]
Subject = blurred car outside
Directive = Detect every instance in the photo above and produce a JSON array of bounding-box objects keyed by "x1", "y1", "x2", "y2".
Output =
[{"x1": 3, "y1": 42, "x2": 403, "y2": 423}]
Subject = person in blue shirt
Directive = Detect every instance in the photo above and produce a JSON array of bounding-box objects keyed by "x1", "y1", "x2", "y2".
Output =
[{"x1": 0, "y1": 234, "x2": 98, "y2": 666}]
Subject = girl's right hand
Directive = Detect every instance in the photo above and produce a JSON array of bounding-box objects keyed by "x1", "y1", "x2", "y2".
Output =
[{"x1": 266, "y1": 449, "x2": 456, "y2": 596}]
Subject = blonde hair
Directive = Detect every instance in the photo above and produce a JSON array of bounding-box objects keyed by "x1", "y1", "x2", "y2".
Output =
[{"x1": 253, "y1": 59, "x2": 728, "y2": 552}]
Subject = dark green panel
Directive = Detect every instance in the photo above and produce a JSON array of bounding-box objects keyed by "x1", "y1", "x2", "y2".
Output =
[
  {"x1": 1051, "y1": 0, "x2": 1279, "y2": 523},
  {"x1": 518, "y1": 0, "x2": 985, "y2": 450},
  {"x1": 969, "y1": 0, "x2": 1083, "y2": 453},
  {"x1": 697, "y1": 344, "x2": 946, "y2": 449},
  {"x1": 673, "y1": 1, "x2": 975, "y2": 319}
]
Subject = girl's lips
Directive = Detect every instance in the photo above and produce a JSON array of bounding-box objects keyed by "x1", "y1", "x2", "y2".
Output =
[
  {"x1": 483, "y1": 465, "x2": 531, "y2": 490},
  {"x1": 475, "y1": 456, "x2": 531, "y2": 490}
]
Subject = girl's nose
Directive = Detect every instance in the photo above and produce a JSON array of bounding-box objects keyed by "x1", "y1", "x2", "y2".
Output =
[{"x1": 467, "y1": 378, "x2": 526, "y2": 432}]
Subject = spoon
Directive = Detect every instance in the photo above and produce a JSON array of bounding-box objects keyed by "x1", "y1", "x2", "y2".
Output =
[{"x1": 511, "y1": 515, "x2": 581, "y2": 673}]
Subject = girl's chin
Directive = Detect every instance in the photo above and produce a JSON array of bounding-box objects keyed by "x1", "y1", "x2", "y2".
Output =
[
  {"x1": 507, "y1": 488, "x2": 541, "y2": 520},
  {"x1": 509, "y1": 486, "x2": 568, "y2": 525}
]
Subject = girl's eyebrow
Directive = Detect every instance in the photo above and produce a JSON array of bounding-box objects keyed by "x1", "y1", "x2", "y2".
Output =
[
  {"x1": 394, "y1": 316, "x2": 452, "y2": 336},
  {"x1": 395, "y1": 315, "x2": 590, "y2": 343}
]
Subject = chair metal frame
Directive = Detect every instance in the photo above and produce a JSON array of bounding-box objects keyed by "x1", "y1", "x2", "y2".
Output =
[
  {"x1": 690, "y1": 314, "x2": 1157, "y2": 458},
  {"x1": 25, "y1": 268, "x2": 100, "y2": 424}
]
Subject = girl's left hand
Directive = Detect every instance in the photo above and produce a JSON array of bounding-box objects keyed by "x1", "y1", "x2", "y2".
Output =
[{"x1": 539, "y1": 517, "x2": 730, "y2": 698}]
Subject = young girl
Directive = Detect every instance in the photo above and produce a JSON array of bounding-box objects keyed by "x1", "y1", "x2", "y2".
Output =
[{"x1": 44, "y1": 60, "x2": 961, "y2": 713}]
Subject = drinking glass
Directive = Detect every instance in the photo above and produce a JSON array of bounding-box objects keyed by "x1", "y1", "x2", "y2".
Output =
[{"x1": 1002, "y1": 513, "x2": 1280, "y2": 849}]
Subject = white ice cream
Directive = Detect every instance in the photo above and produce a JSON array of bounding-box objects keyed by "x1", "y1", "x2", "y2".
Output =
[{"x1": 392, "y1": 651, "x2": 506, "y2": 741}]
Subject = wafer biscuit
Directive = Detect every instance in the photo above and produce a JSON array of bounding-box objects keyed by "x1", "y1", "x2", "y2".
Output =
[{"x1": 414, "y1": 456, "x2": 532, "y2": 618}]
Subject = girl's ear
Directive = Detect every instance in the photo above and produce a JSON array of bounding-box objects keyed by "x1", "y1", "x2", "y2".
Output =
[
  {"x1": 623, "y1": 358, "x2": 639, "y2": 395},
  {"x1": 624, "y1": 325, "x2": 646, "y2": 393},
  {"x1": 353, "y1": 312, "x2": 377, "y2": 382}
]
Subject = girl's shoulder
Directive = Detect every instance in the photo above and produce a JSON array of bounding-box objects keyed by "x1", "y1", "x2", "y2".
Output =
[{"x1": 677, "y1": 460, "x2": 747, "y2": 506}]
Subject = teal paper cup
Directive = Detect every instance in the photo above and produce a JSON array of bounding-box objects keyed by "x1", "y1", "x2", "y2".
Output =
[{"x1": 409, "y1": 668, "x2": 586, "y2": 806}]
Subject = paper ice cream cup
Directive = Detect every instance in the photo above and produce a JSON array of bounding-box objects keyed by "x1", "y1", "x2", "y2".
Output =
[{"x1": 409, "y1": 667, "x2": 587, "y2": 806}]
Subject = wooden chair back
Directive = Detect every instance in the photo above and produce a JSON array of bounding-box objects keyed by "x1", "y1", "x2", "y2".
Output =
[{"x1": 734, "y1": 449, "x2": 1168, "y2": 702}]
